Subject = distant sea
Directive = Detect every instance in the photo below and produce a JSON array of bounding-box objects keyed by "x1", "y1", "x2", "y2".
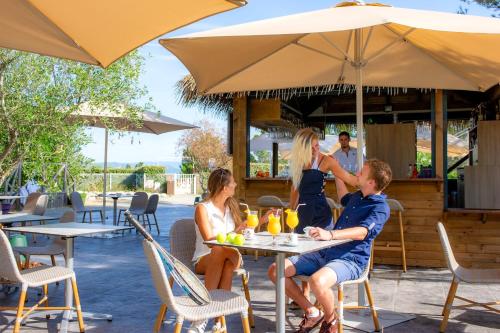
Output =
[{"x1": 93, "y1": 161, "x2": 181, "y2": 173}]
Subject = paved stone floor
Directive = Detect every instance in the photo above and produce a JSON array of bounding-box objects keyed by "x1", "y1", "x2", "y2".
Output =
[{"x1": 1, "y1": 203, "x2": 499, "y2": 332}]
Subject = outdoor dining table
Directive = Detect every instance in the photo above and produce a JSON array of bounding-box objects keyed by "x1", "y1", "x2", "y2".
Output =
[
  {"x1": 0, "y1": 212, "x2": 59, "y2": 226},
  {"x1": 205, "y1": 232, "x2": 351, "y2": 333},
  {"x1": 5, "y1": 222, "x2": 132, "y2": 333},
  {"x1": 97, "y1": 193, "x2": 136, "y2": 225}
]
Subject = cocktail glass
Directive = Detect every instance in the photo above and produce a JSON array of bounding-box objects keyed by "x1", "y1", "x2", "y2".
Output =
[{"x1": 267, "y1": 212, "x2": 281, "y2": 246}]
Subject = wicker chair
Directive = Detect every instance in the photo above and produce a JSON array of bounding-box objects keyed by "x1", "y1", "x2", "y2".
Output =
[
  {"x1": 153, "y1": 219, "x2": 255, "y2": 332},
  {"x1": 256, "y1": 195, "x2": 288, "y2": 230},
  {"x1": 293, "y1": 261, "x2": 381, "y2": 333},
  {"x1": 326, "y1": 197, "x2": 343, "y2": 222},
  {"x1": 0, "y1": 229, "x2": 84, "y2": 333},
  {"x1": 254, "y1": 195, "x2": 288, "y2": 260},
  {"x1": 21, "y1": 193, "x2": 42, "y2": 213},
  {"x1": 370, "y1": 199, "x2": 407, "y2": 272},
  {"x1": 142, "y1": 239, "x2": 251, "y2": 333},
  {"x1": 71, "y1": 191, "x2": 103, "y2": 223},
  {"x1": 14, "y1": 211, "x2": 74, "y2": 272},
  {"x1": 144, "y1": 194, "x2": 160, "y2": 234},
  {"x1": 437, "y1": 222, "x2": 500, "y2": 332}
]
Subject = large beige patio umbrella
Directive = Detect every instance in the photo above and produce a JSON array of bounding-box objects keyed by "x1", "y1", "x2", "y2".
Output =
[
  {"x1": 0, "y1": 0, "x2": 246, "y2": 67},
  {"x1": 160, "y1": 1, "x2": 500, "y2": 171},
  {"x1": 72, "y1": 103, "x2": 196, "y2": 215}
]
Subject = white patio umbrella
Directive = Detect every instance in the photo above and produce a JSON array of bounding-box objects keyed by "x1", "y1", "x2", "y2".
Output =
[
  {"x1": 72, "y1": 102, "x2": 196, "y2": 215},
  {"x1": 0, "y1": 0, "x2": 246, "y2": 67},
  {"x1": 161, "y1": 1, "x2": 500, "y2": 172}
]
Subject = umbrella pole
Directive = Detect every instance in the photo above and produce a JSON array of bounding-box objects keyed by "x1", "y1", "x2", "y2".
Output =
[
  {"x1": 355, "y1": 28, "x2": 368, "y2": 307},
  {"x1": 102, "y1": 128, "x2": 108, "y2": 224}
]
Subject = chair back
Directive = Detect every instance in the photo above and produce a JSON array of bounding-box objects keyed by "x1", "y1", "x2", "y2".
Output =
[
  {"x1": 437, "y1": 222, "x2": 460, "y2": 273},
  {"x1": 23, "y1": 192, "x2": 42, "y2": 213},
  {"x1": 257, "y1": 195, "x2": 285, "y2": 207},
  {"x1": 387, "y1": 199, "x2": 404, "y2": 212},
  {"x1": 130, "y1": 192, "x2": 148, "y2": 211},
  {"x1": 169, "y1": 219, "x2": 197, "y2": 267},
  {"x1": 144, "y1": 194, "x2": 159, "y2": 214},
  {"x1": 326, "y1": 197, "x2": 342, "y2": 209},
  {"x1": 71, "y1": 192, "x2": 85, "y2": 211},
  {"x1": 33, "y1": 194, "x2": 48, "y2": 215},
  {"x1": 142, "y1": 239, "x2": 181, "y2": 313},
  {"x1": 0, "y1": 230, "x2": 24, "y2": 283},
  {"x1": 60, "y1": 211, "x2": 75, "y2": 223}
]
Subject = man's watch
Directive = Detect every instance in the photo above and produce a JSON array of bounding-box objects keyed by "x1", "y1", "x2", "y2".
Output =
[{"x1": 330, "y1": 230, "x2": 335, "y2": 240}]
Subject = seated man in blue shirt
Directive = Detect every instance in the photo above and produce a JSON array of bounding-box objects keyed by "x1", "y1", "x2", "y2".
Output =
[{"x1": 268, "y1": 159, "x2": 392, "y2": 333}]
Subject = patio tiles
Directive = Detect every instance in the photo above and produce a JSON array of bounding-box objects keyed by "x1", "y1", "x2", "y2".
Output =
[{"x1": 1, "y1": 203, "x2": 499, "y2": 332}]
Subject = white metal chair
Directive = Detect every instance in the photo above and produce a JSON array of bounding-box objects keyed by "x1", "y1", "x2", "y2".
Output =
[
  {"x1": 371, "y1": 199, "x2": 407, "y2": 272},
  {"x1": 142, "y1": 239, "x2": 251, "y2": 333},
  {"x1": 294, "y1": 261, "x2": 381, "y2": 333},
  {"x1": 71, "y1": 191, "x2": 103, "y2": 223},
  {"x1": 154, "y1": 219, "x2": 255, "y2": 332},
  {"x1": 437, "y1": 222, "x2": 500, "y2": 332},
  {"x1": 0, "y1": 229, "x2": 84, "y2": 333}
]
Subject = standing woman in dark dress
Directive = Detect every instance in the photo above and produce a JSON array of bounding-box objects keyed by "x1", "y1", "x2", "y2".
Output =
[
  {"x1": 288, "y1": 128, "x2": 359, "y2": 305},
  {"x1": 289, "y1": 128, "x2": 358, "y2": 233}
]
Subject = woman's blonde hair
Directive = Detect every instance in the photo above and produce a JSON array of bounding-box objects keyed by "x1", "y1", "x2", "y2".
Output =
[
  {"x1": 290, "y1": 128, "x2": 318, "y2": 189},
  {"x1": 206, "y1": 168, "x2": 242, "y2": 226}
]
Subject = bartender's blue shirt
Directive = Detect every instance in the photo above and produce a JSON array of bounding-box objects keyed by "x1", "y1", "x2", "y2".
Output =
[{"x1": 321, "y1": 190, "x2": 390, "y2": 268}]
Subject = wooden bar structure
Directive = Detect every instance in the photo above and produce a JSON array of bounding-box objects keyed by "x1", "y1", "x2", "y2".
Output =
[{"x1": 230, "y1": 86, "x2": 500, "y2": 269}]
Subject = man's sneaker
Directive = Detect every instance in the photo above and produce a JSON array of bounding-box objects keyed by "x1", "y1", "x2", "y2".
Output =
[
  {"x1": 296, "y1": 312, "x2": 324, "y2": 333},
  {"x1": 187, "y1": 319, "x2": 208, "y2": 333},
  {"x1": 319, "y1": 319, "x2": 338, "y2": 333}
]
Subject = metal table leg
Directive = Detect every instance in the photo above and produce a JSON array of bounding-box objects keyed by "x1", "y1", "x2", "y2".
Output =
[
  {"x1": 58, "y1": 237, "x2": 112, "y2": 333},
  {"x1": 113, "y1": 198, "x2": 118, "y2": 226},
  {"x1": 276, "y1": 253, "x2": 286, "y2": 333}
]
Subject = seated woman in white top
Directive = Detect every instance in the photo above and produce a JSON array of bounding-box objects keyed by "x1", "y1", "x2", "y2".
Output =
[{"x1": 194, "y1": 168, "x2": 272, "y2": 291}]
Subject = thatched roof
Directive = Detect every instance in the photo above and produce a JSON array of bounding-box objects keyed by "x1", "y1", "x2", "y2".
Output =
[{"x1": 175, "y1": 74, "x2": 421, "y2": 116}]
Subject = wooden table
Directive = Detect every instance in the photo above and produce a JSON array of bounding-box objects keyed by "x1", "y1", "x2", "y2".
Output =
[
  {"x1": 206, "y1": 232, "x2": 351, "y2": 333},
  {"x1": 6, "y1": 222, "x2": 132, "y2": 332}
]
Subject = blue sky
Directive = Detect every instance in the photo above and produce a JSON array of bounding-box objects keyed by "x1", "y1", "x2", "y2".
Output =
[{"x1": 81, "y1": 0, "x2": 493, "y2": 164}]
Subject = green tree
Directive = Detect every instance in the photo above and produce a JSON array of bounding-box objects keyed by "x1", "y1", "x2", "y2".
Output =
[
  {"x1": 0, "y1": 49, "x2": 148, "y2": 189},
  {"x1": 459, "y1": 0, "x2": 499, "y2": 16},
  {"x1": 177, "y1": 120, "x2": 231, "y2": 193}
]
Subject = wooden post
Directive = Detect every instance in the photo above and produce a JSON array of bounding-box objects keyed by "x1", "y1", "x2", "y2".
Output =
[
  {"x1": 272, "y1": 142, "x2": 279, "y2": 178},
  {"x1": 434, "y1": 89, "x2": 444, "y2": 179},
  {"x1": 233, "y1": 96, "x2": 249, "y2": 201}
]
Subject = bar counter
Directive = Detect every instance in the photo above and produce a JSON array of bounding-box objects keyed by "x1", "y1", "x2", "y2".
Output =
[{"x1": 241, "y1": 177, "x2": 500, "y2": 269}]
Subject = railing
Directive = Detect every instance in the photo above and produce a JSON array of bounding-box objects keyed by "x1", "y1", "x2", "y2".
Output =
[{"x1": 77, "y1": 173, "x2": 198, "y2": 195}]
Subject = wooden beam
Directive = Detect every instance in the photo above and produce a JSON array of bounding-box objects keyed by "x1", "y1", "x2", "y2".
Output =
[
  {"x1": 434, "y1": 89, "x2": 444, "y2": 179},
  {"x1": 233, "y1": 96, "x2": 248, "y2": 201},
  {"x1": 272, "y1": 142, "x2": 279, "y2": 178}
]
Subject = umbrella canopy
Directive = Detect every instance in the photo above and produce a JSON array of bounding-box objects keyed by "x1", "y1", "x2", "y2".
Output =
[
  {"x1": 72, "y1": 102, "x2": 196, "y2": 218},
  {"x1": 160, "y1": 1, "x2": 500, "y2": 170},
  {"x1": 73, "y1": 102, "x2": 196, "y2": 134},
  {"x1": 161, "y1": 2, "x2": 500, "y2": 93},
  {"x1": 1, "y1": 0, "x2": 246, "y2": 67}
]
